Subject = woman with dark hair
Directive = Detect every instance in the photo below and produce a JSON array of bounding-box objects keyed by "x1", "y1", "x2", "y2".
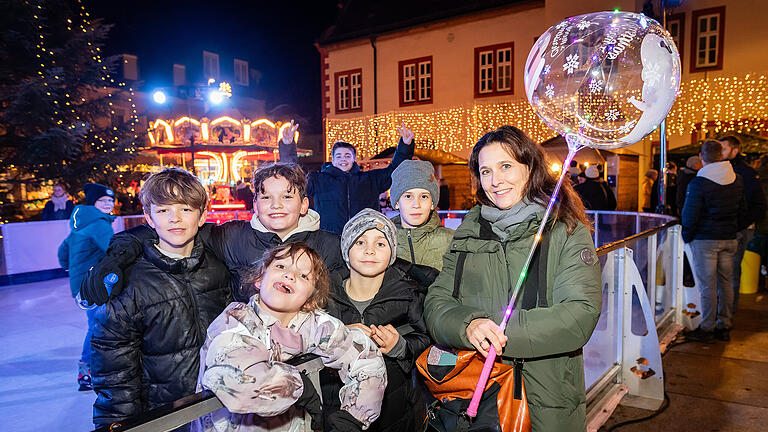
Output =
[{"x1": 423, "y1": 125, "x2": 602, "y2": 431}]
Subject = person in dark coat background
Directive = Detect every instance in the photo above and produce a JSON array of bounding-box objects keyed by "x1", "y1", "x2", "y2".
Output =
[
  {"x1": 42, "y1": 183, "x2": 75, "y2": 220},
  {"x1": 719, "y1": 135, "x2": 767, "y2": 309},
  {"x1": 574, "y1": 165, "x2": 616, "y2": 210},
  {"x1": 676, "y1": 155, "x2": 703, "y2": 287},
  {"x1": 682, "y1": 140, "x2": 749, "y2": 343},
  {"x1": 676, "y1": 155, "x2": 703, "y2": 217},
  {"x1": 234, "y1": 179, "x2": 254, "y2": 211},
  {"x1": 279, "y1": 121, "x2": 415, "y2": 234}
]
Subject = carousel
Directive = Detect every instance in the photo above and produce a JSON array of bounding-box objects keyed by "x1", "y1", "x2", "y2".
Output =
[{"x1": 146, "y1": 111, "x2": 311, "y2": 210}]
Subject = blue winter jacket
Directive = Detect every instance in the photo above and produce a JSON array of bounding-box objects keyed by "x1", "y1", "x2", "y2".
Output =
[
  {"x1": 58, "y1": 205, "x2": 116, "y2": 297},
  {"x1": 280, "y1": 139, "x2": 414, "y2": 234}
]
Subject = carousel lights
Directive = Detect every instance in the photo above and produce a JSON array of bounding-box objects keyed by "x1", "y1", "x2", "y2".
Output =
[
  {"x1": 152, "y1": 119, "x2": 174, "y2": 143},
  {"x1": 174, "y1": 116, "x2": 200, "y2": 126},
  {"x1": 243, "y1": 124, "x2": 251, "y2": 141},
  {"x1": 211, "y1": 116, "x2": 241, "y2": 126},
  {"x1": 196, "y1": 151, "x2": 225, "y2": 182}
]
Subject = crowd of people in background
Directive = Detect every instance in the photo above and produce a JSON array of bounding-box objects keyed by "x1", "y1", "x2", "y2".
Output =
[{"x1": 50, "y1": 122, "x2": 768, "y2": 432}]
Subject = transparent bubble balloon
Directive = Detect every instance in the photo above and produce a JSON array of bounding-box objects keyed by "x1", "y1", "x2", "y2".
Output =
[{"x1": 524, "y1": 11, "x2": 681, "y2": 149}]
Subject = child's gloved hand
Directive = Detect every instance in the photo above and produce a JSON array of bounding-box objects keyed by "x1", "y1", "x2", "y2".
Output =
[
  {"x1": 327, "y1": 410, "x2": 364, "y2": 432},
  {"x1": 294, "y1": 372, "x2": 322, "y2": 431},
  {"x1": 369, "y1": 324, "x2": 400, "y2": 355}
]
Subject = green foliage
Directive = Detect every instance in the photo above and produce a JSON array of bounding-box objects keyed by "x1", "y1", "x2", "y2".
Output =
[{"x1": 0, "y1": 0, "x2": 140, "y2": 192}]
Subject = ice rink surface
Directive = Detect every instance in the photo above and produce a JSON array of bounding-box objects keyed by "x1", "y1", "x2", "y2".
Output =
[{"x1": 0, "y1": 278, "x2": 95, "y2": 432}]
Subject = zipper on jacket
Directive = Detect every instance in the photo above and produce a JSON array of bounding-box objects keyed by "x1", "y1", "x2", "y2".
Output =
[
  {"x1": 407, "y1": 229, "x2": 416, "y2": 263},
  {"x1": 182, "y1": 272, "x2": 204, "y2": 340}
]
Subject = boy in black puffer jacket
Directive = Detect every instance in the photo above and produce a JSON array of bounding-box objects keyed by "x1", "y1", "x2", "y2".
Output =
[
  {"x1": 90, "y1": 168, "x2": 231, "y2": 428},
  {"x1": 323, "y1": 209, "x2": 431, "y2": 432}
]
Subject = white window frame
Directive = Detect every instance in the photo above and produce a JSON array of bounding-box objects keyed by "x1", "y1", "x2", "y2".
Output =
[
  {"x1": 403, "y1": 64, "x2": 416, "y2": 103},
  {"x1": 350, "y1": 72, "x2": 361, "y2": 109},
  {"x1": 418, "y1": 61, "x2": 431, "y2": 101},
  {"x1": 478, "y1": 50, "x2": 494, "y2": 93},
  {"x1": 338, "y1": 74, "x2": 349, "y2": 111},
  {"x1": 695, "y1": 13, "x2": 720, "y2": 68},
  {"x1": 234, "y1": 58, "x2": 249, "y2": 86},
  {"x1": 203, "y1": 51, "x2": 220, "y2": 81},
  {"x1": 496, "y1": 47, "x2": 512, "y2": 92}
]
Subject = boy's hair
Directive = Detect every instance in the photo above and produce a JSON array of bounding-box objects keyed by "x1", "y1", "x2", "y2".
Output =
[
  {"x1": 700, "y1": 140, "x2": 723, "y2": 163},
  {"x1": 251, "y1": 163, "x2": 307, "y2": 199},
  {"x1": 245, "y1": 242, "x2": 330, "y2": 311},
  {"x1": 331, "y1": 141, "x2": 356, "y2": 157},
  {"x1": 139, "y1": 167, "x2": 208, "y2": 213}
]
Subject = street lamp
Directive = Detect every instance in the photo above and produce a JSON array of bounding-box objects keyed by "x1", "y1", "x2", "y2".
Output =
[
  {"x1": 209, "y1": 90, "x2": 225, "y2": 105},
  {"x1": 152, "y1": 90, "x2": 167, "y2": 104}
]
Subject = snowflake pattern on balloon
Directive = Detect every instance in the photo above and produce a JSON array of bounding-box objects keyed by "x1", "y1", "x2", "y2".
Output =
[
  {"x1": 588, "y1": 78, "x2": 604, "y2": 93},
  {"x1": 542, "y1": 64, "x2": 551, "y2": 76},
  {"x1": 605, "y1": 109, "x2": 620, "y2": 121},
  {"x1": 576, "y1": 19, "x2": 595, "y2": 31},
  {"x1": 545, "y1": 84, "x2": 555, "y2": 98},
  {"x1": 563, "y1": 54, "x2": 580, "y2": 75},
  {"x1": 617, "y1": 119, "x2": 638, "y2": 134},
  {"x1": 642, "y1": 62, "x2": 662, "y2": 86}
]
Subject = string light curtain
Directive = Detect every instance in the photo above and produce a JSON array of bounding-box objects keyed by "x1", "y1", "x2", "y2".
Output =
[{"x1": 325, "y1": 73, "x2": 768, "y2": 160}]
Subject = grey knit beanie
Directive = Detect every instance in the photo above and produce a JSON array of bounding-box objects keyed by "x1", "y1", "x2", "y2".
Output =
[
  {"x1": 341, "y1": 208, "x2": 398, "y2": 267},
  {"x1": 390, "y1": 160, "x2": 439, "y2": 209}
]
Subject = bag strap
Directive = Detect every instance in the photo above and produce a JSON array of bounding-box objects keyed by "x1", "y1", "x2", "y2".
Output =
[
  {"x1": 452, "y1": 251, "x2": 468, "y2": 298},
  {"x1": 513, "y1": 359, "x2": 524, "y2": 400}
]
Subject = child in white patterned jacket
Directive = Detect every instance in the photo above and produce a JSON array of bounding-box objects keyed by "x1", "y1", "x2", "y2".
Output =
[{"x1": 194, "y1": 242, "x2": 387, "y2": 432}]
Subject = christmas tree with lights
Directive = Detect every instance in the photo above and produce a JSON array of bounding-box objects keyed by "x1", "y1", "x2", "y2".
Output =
[{"x1": 0, "y1": 0, "x2": 141, "y2": 197}]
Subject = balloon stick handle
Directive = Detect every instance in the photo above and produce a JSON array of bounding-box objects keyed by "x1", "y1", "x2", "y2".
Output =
[{"x1": 467, "y1": 346, "x2": 497, "y2": 418}]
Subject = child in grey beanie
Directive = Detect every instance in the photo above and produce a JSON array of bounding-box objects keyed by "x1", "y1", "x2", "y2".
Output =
[{"x1": 341, "y1": 208, "x2": 398, "y2": 267}]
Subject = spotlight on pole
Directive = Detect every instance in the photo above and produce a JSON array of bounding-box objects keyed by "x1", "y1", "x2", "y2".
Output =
[
  {"x1": 209, "y1": 90, "x2": 224, "y2": 105},
  {"x1": 153, "y1": 90, "x2": 167, "y2": 104}
]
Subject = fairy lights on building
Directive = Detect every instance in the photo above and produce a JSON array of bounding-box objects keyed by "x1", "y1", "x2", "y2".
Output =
[{"x1": 325, "y1": 73, "x2": 768, "y2": 160}]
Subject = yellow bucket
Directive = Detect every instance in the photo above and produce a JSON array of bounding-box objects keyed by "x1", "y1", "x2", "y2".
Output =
[{"x1": 740, "y1": 250, "x2": 760, "y2": 294}]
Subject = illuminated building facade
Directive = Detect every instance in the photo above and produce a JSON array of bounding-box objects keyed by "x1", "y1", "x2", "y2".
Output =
[{"x1": 317, "y1": 0, "x2": 768, "y2": 209}]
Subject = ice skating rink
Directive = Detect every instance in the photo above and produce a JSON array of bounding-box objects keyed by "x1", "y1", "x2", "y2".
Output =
[{"x1": 0, "y1": 278, "x2": 95, "y2": 431}]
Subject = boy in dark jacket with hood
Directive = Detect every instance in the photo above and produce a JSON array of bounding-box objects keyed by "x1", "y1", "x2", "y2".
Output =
[
  {"x1": 80, "y1": 163, "x2": 343, "y2": 304},
  {"x1": 278, "y1": 121, "x2": 415, "y2": 234},
  {"x1": 90, "y1": 168, "x2": 231, "y2": 427},
  {"x1": 323, "y1": 209, "x2": 431, "y2": 432},
  {"x1": 58, "y1": 183, "x2": 116, "y2": 391}
]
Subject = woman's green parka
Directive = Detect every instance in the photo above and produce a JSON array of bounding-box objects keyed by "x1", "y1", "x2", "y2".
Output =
[{"x1": 423, "y1": 205, "x2": 602, "y2": 431}]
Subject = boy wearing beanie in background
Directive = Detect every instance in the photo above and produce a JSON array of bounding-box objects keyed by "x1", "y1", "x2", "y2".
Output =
[
  {"x1": 58, "y1": 183, "x2": 116, "y2": 391},
  {"x1": 389, "y1": 160, "x2": 454, "y2": 271},
  {"x1": 323, "y1": 209, "x2": 431, "y2": 432}
]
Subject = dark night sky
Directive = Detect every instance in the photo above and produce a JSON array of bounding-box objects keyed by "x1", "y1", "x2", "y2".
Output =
[{"x1": 88, "y1": 0, "x2": 339, "y2": 133}]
